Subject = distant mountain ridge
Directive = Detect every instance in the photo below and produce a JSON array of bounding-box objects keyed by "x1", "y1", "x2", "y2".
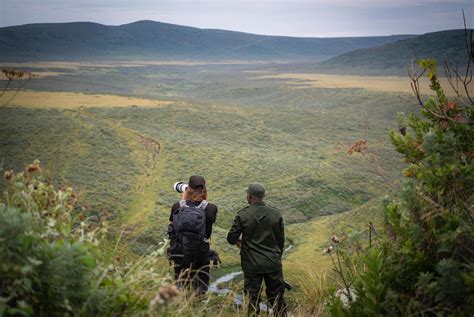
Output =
[
  {"x1": 318, "y1": 29, "x2": 470, "y2": 74},
  {"x1": 0, "y1": 20, "x2": 414, "y2": 61}
]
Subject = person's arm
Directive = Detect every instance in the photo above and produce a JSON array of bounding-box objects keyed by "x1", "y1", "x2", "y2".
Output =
[
  {"x1": 207, "y1": 204, "x2": 217, "y2": 223},
  {"x1": 205, "y1": 204, "x2": 218, "y2": 238},
  {"x1": 169, "y1": 202, "x2": 180, "y2": 221},
  {"x1": 227, "y1": 214, "x2": 243, "y2": 245},
  {"x1": 168, "y1": 202, "x2": 180, "y2": 239},
  {"x1": 278, "y1": 217, "x2": 285, "y2": 255}
]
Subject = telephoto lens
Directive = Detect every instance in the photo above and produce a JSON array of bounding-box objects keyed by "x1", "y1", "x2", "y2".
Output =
[{"x1": 173, "y1": 181, "x2": 188, "y2": 193}]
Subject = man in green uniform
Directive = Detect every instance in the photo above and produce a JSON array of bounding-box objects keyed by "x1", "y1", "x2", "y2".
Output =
[{"x1": 227, "y1": 183, "x2": 287, "y2": 316}]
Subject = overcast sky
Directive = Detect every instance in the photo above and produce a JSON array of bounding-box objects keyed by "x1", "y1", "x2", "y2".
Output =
[{"x1": 0, "y1": 0, "x2": 472, "y2": 37}]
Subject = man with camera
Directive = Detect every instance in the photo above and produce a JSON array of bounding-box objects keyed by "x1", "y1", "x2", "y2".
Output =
[
  {"x1": 168, "y1": 175, "x2": 218, "y2": 294},
  {"x1": 227, "y1": 183, "x2": 287, "y2": 316}
]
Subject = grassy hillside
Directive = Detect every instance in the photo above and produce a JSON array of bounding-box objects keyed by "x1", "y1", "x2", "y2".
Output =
[
  {"x1": 0, "y1": 62, "x2": 414, "y2": 262},
  {"x1": 0, "y1": 61, "x2": 422, "y2": 314},
  {"x1": 316, "y1": 29, "x2": 470, "y2": 75},
  {"x1": 0, "y1": 21, "x2": 413, "y2": 61}
]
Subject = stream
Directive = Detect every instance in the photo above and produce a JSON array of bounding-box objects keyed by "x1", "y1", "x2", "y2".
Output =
[{"x1": 208, "y1": 244, "x2": 293, "y2": 310}]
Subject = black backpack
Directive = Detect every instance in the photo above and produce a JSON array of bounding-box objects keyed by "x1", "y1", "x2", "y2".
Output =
[{"x1": 167, "y1": 200, "x2": 208, "y2": 263}]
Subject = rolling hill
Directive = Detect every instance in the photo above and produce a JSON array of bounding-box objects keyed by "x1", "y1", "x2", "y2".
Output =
[
  {"x1": 317, "y1": 29, "x2": 470, "y2": 74},
  {"x1": 0, "y1": 20, "x2": 414, "y2": 61}
]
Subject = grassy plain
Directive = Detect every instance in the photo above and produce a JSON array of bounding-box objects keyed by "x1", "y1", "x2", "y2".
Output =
[
  {"x1": 0, "y1": 61, "x2": 415, "y2": 310},
  {"x1": 1, "y1": 90, "x2": 174, "y2": 109},
  {"x1": 256, "y1": 73, "x2": 460, "y2": 95}
]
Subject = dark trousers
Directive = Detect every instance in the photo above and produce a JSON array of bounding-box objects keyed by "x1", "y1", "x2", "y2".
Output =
[
  {"x1": 173, "y1": 249, "x2": 210, "y2": 294},
  {"x1": 244, "y1": 270, "x2": 287, "y2": 316}
]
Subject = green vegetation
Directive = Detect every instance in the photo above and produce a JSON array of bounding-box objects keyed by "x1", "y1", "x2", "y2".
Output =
[
  {"x1": 0, "y1": 164, "x2": 116, "y2": 315},
  {"x1": 0, "y1": 164, "x2": 239, "y2": 316},
  {"x1": 318, "y1": 30, "x2": 469, "y2": 75},
  {"x1": 0, "y1": 107, "x2": 140, "y2": 214},
  {"x1": 1, "y1": 60, "x2": 412, "y2": 314},
  {"x1": 1, "y1": 25, "x2": 470, "y2": 313},
  {"x1": 326, "y1": 60, "x2": 473, "y2": 315}
]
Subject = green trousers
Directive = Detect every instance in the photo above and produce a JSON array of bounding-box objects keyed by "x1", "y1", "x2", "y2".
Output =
[{"x1": 243, "y1": 270, "x2": 287, "y2": 316}]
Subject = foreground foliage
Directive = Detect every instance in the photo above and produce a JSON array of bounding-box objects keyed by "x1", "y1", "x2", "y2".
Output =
[
  {"x1": 0, "y1": 163, "x2": 174, "y2": 315},
  {"x1": 329, "y1": 60, "x2": 474, "y2": 315},
  {"x1": 0, "y1": 162, "x2": 113, "y2": 315}
]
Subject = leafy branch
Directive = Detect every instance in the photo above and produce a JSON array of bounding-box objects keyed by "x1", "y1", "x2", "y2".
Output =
[{"x1": 408, "y1": 11, "x2": 473, "y2": 125}]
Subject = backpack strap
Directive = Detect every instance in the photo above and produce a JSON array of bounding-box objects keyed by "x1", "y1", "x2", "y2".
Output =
[
  {"x1": 198, "y1": 200, "x2": 209, "y2": 243},
  {"x1": 197, "y1": 200, "x2": 208, "y2": 211},
  {"x1": 179, "y1": 200, "x2": 208, "y2": 210}
]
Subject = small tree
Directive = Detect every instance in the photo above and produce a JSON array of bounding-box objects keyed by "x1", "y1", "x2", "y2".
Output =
[{"x1": 330, "y1": 17, "x2": 474, "y2": 316}]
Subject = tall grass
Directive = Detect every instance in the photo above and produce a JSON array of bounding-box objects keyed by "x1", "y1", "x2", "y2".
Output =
[{"x1": 287, "y1": 262, "x2": 333, "y2": 316}]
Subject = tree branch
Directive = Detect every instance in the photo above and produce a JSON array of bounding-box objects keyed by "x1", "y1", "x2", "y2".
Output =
[
  {"x1": 0, "y1": 79, "x2": 12, "y2": 97},
  {"x1": 408, "y1": 67, "x2": 426, "y2": 106},
  {"x1": 1, "y1": 77, "x2": 31, "y2": 107}
]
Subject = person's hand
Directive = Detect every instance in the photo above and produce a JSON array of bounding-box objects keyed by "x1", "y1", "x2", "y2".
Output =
[{"x1": 236, "y1": 239, "x2": 242, "y2": 250}]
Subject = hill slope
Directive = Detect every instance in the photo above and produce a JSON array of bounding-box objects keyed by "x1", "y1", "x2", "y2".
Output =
[
  {"x1": 318, "y1": 29, "x2": 469, "y2": 74},
  {"x1": 0, "y1": 20, "x2": 414, "y2": 61}
]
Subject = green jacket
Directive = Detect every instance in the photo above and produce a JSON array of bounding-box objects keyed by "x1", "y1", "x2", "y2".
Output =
[{"x1": 227, "y1": 202, "x2": 285, "y2": 273}]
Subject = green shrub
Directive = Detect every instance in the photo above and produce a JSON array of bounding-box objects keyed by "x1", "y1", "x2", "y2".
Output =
[
  {"x1": 0, "y1": 160, "x2": 178, "y2": 316},
  {"x1": 329, "y1": 59, "x2": 474, "y2": 316},
  {"x1": 0, "y1": 162, "x2": 120, "y2": 315},
  {"x1": 0, "y1": 205, "x2": 115, "y2": 315}
]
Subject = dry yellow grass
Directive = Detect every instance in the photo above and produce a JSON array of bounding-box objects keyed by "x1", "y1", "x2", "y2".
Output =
[
  {"x1": 242, "y1": 70, "x2": 276, "y2": 74},
  {"x1": 0, "y1": 60, "x2": 271, "y2": 70},
  {"x1": 0, "y1": 71, "x2": 65, "y2": 79},
  {"x1": 0, "y1": 61, "x2": 132, "y2": 69},
  {"x1": 284, "y1": 198, "x2": 383, "y2": 276},
  {"x1": 284, "y1": 216, "x2": 333, "y2": 275},
  {"x1": 257, "y1": 73, "x2": 464, "y2": 96},
  {"x1": 125, "y1": 60, "x2": 271, "y2": 66},
  {"x1": 2, "y1": 90, "x2": 174, "y2": 109}
]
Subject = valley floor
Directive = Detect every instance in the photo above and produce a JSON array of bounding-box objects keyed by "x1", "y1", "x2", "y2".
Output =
[{"x1": 0, "y1": 60, "x2": 414, "y2": 313}]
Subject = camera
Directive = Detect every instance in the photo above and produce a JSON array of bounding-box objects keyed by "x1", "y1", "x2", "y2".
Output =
[
  {"x1": 173, "y1": 181, "x2": 188, "y2": 193},
  {"x1": 209, "y1": 249, "x2": 222, "y2": 268}
]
